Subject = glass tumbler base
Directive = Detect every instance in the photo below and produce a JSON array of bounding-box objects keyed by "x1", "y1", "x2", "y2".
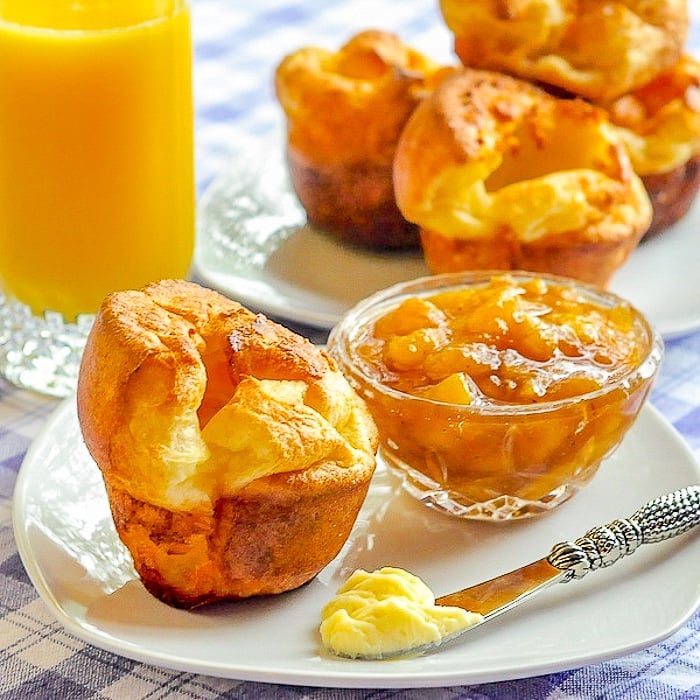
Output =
[{"x1": 0, "y1": 293, "x2": 94, "y2": 398}]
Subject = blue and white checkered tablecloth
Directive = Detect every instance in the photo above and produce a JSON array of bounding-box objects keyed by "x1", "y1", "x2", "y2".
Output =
[{"x1": 2, "y1": 2, "x2": 700, "y2": 698}]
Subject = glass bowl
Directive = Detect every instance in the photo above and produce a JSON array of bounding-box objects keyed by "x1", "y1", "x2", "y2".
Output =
[{"x1": 327, "y1": 271, "x2": 664, "y2": 521}]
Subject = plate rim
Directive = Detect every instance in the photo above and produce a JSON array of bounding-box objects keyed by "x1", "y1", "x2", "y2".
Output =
[{"x1": 12, "y1": 398, "x2": 700, "y2": 689}]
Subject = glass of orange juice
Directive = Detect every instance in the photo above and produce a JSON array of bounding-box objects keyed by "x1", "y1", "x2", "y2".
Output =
[{"x1": 0, "y1": 0, "x2": 195, "y2": 397}]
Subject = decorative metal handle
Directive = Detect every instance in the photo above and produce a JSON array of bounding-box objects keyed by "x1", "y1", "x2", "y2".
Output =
[{"x1": 547, "y1": 485, "x2": 700, "y2": 581}]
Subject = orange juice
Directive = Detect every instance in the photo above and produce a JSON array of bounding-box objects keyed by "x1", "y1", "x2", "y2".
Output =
[{"x1": 0, "y1": 0, "x2": 194, "y2": 320}]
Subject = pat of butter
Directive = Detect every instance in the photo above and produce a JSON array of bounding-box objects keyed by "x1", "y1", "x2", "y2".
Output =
[{"x1": 320, "y1": 567, "x2": 483, "y2": 659}]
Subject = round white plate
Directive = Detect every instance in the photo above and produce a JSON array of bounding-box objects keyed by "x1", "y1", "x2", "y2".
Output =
[
  {"x1": 194, "y1": 140, "x2": 700, "y2": 338},
  {"x1": 13, "y1": 398, "x2": 700, "y2": 689}
]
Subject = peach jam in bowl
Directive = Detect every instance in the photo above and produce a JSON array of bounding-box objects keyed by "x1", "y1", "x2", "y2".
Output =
[{"x1": 327, "y1": 271, "x2": 663, "y2": 520}]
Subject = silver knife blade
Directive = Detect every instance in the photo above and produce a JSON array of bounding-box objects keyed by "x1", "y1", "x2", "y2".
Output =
[{"x1": 435, "y1": 556, "x2": 567, "y2": 620}]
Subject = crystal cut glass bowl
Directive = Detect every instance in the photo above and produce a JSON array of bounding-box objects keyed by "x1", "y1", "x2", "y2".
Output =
[{"x1": 328, "y1": 271, "x2": 664, "y2": 520}]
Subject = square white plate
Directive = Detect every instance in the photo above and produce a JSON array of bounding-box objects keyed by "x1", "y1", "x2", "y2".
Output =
[{"x1": 13, "y1": 399, "x2": 700, "y2": 689}]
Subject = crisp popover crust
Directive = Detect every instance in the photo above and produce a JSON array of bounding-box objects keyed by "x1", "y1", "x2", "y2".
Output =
[
  {"x1": 77, "y1": 280, "x2": 378, "y2": 608},
  {"x1": 601, "y1": 54, "x2": 700, "y2": 239},
  {"x1": 441, "y1": 0, "x2": 689, "y2": 102},
  {"x1": 392, "y1": 69, "x2": 652, "y2": 286},
  {"x1": 275, "y1": 30, "x2": 454, "y2": 248}
]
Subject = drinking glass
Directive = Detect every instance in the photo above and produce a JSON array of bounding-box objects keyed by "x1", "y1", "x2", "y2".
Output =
[{"x1": 0, "y1": 0, "x2": 195, "y2": 396}]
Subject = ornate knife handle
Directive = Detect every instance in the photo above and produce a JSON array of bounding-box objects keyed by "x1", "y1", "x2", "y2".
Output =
[{"x1": 547, "y1": 485, "x2": 700, "y2": 582}]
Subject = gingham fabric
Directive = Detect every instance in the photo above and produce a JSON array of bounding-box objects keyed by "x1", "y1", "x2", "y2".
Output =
[{"x1": 2, "y1": 2, "x2": 700, "y2": 698}]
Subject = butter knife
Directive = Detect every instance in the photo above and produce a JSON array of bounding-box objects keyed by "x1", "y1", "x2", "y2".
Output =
[{"x1": 437, "y1": 485, "x2": 700, "y2": 626}]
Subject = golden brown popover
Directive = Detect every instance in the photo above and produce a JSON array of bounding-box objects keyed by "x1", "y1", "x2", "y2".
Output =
[
  {"x1": 275, "y1": 29, "x2": 454, "y2": 249},
  {"x1": 77, "y1": 280, "x2": 378, "y2": 608},
  {"x1": 440, "y1": 0, "x2": 689, "y2": 102},
  {"x1": 392, "y1": 69, "x2": 652, "y2": 287},
  {"x1": 601, "y1": 54, "x2": 700, "y2": 240}
]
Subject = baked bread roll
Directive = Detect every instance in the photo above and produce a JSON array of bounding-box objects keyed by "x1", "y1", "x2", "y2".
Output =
[
  {"x1": 393, "y1": 69, "x2": 652, "y2": 287},
  {"x1": 275, "y1": 29, "x2": 454, "y2": 249},
  {"x1": 601, "y1": 55, "x2": 700, "y2": 240},
  {"x1": 77, "y1": 280, "x2": 378, "y2": 608},
  {"x1": 440, "y1": 0, "x2": 689, "y2": 102}
]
